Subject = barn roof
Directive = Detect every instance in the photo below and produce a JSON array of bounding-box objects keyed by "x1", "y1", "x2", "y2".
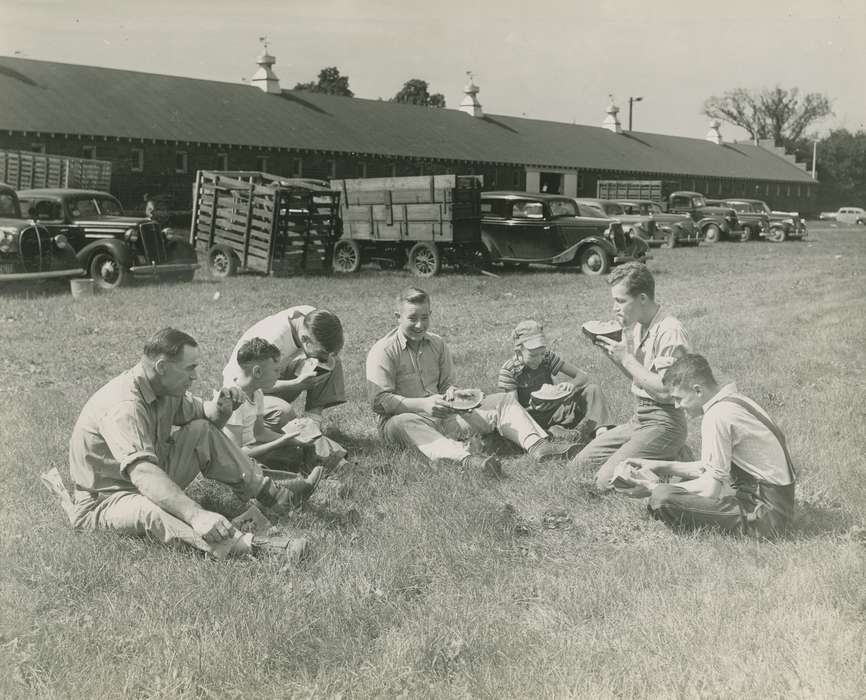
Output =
[{"x1": 0, "y1": 57, "x2": 814, "y2": 183}]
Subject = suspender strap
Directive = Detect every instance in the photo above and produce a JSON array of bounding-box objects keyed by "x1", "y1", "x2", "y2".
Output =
[{"x1": 718, "y1": 396, "x2": 796, "y2": 481}]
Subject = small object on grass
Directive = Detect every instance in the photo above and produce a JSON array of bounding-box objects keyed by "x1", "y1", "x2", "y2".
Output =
[
  {"x1": 212, "y1": 291, "x2": 221, "y2": 301},
  {"x1": 448, "y1": 388, "x2": 484, "y2": 411},
  {"x1": 581, "y1": 320, "x2": 623, "y2": 343},
  {"x1": 40, "y1": 467, "x2": 76, "y2": 525},
  {"x1": 231, "y1": 504, "x2": 272, "y2": 534},
  {"x1": 609, "y1": 461, "x2": 659, "y2": 491}
]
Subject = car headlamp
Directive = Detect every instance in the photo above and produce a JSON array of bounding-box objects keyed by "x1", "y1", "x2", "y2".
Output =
[
  {"x1": 124, "y1": 227, "x2": 139, "y2": 243},
  {"x1": 0, "y1": 226, "x2": 19, "y2": 253},
  {"x1": 53, "y1": 234, "x2": 70, "y2": 249}
]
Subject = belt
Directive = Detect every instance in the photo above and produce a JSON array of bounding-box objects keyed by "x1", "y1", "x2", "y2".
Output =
[{"x1": 636, "y1": 397, "x2": 675, "y2": 408}]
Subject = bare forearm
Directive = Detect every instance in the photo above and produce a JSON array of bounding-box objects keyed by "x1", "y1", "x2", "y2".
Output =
[
  {"x1": 372, "y1": 392, "x2": 431, "y2": 416},
  {"x1": 621, "y1": 355, "x2": 670, "y2": 400},
  {"x1": 128, "y1": 461, "x2": 204, "y2": 524},
  {"x1": 644, "y1": 459, "x2": 704, "y2": 479}
]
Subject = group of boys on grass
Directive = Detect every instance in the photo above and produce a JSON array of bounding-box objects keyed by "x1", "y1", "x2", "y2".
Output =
[{"x1": 60, "y1": 262, "x2": 796, "y2": 560}]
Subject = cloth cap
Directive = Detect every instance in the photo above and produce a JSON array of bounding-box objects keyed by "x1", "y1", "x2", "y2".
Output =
[{"x1": 512, "y1": 320, "x2": 547, "y2": 349}]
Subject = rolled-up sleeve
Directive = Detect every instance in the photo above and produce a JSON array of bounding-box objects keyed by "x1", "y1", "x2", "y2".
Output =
[
  {"x1": 700, "y1": 409, "x2": 733, "y2": 482},
  {"x1": 653, "y1": 322, "x2": 692, "y2": 377},
  {"x1": 366, "y1": 343, "x2": 402, "y2": 416},
  {"x1": 437, "y1": 341, "x2": 455, "y2": 394},
  {"x1": 173, "y1": 391, "x2": 206, "y2": 426},
  {"x1": 98, "y1": 400, "x2": 159, "y2": 477}
]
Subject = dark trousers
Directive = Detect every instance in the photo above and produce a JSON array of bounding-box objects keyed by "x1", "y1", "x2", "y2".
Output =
[{"x1": 648, "y1": 464, "x2": 795, "y2": 538}]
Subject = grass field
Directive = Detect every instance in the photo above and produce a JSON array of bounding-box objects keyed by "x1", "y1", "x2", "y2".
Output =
[{"x1": 2, "y1": 227, "x2": 865, "y2": 698}]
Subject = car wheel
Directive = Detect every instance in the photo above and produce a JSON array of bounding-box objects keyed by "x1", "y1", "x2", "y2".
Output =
[
  {"x1": 165, "y1": 241, "x2": 197, "y2": 282},
  {"x1": 208, "y1": 245, "x2": 238, "y2": 277},
  {"x1": 703, "y1": 224, "x2": 720, "y2": 244},
  {"x1": 89, "y1": 251, "x2": 128, "y2": 290},
  {"x1": 767, "y1": 226, "x2": 786, "y2": 243},
  {"x1": 332, "y1": 239, "x2": 361, "y2": 273},
  {"x1": 579, "y1": 244, "x2": 611, "y2": 276},
  {"x1": 738, "y1": 227, "x2": 753, "y2": 242},
  {"x1": 857, "y1": 219, "x2": 865, "y2": 226},
  {"x1": 661, "y1": 231, "x2": 677, "y2": 249},
  {"x1": 408, "y1": 241, "x2": 441, "y2": 277}
]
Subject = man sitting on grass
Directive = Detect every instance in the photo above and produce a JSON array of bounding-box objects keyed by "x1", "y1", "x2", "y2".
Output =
[
  {"x1": 572, "y1": 262, "x2": 692, "y2": 491},
  {"x1": 616, "y1": 353, "x2": 796, "y2": 538},
  {"x1": 366, "y1": 287, "x2": 581, "y2": 476},
  {"x1": 222, "y1": 337, "x2": 347, "y2": 473},
  {"x1": 223, "y1": 305, "x2": 347, "y2": 470},
  {"x1": 67, "y1": 328, "x2": 320, "y2": 558}
]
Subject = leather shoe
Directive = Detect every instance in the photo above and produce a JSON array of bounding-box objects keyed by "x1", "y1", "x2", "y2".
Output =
[
  {"x1": 461, "y1": 454, "x2": 504, "y2": 478},
  {"x1": 528, "y1": 439, "x2": 582, "y2": 463}
]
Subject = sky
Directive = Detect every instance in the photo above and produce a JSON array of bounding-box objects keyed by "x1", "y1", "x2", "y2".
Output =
[{"x1": 1, "y1": 0, "x2": 864, "y2": 143}]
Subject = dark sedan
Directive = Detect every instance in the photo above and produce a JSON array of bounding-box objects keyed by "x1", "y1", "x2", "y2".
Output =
[{"x1": 18, "y1": 189, "x2": 198, "y2": 289}]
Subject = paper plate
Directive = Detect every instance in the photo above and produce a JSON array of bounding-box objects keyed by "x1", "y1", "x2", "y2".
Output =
[
  {"x1": 581, "y1": 320, "x2": 623, "y2": 342},
  {"x1": 448, "y1": 388, "x2": 484, "y2": 411},
  {"x1": 530, "y1": 383, "x2": 572, "y2": 402}
]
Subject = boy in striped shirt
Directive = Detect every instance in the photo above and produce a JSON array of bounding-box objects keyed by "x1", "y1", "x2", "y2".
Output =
[{"x1": 498, "y1": 320, "x2": 612, "y2": 444}]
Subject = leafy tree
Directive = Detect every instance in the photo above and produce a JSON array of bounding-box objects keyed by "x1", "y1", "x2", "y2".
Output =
[
  {"x1": 815, "y1": 129, "x2": 866, "y2": 208},
  {"x1": 703, "y1": 86, "x2": 832, "y2": 151},
  {"x1": 391, "y1": 79, "x2": 446, "y2": 108},
  {"x1": 294, "y1": 67, "x2": 353, "y2": 97}
]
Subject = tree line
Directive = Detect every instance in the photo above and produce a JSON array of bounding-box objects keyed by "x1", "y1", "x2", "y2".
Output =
[{"x1": 294, "y1": 69, "x2": 864, "y2": 208}]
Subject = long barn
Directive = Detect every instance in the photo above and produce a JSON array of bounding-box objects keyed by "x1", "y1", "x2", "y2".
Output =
[{"x1": 0, "y1": 54, "x2": 817, "y2": 215}]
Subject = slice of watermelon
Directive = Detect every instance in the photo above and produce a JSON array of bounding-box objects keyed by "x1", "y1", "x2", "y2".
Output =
[{"x1": 581, "y1": 320, "x2": 623, "y2": 342}]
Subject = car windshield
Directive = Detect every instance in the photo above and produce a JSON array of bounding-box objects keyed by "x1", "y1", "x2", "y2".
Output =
[
  {"x1": 602, "y1": 202, "x2": 625, "y2": 216},
  {"x1": 692, "y1": 195, "x2": 707, "y2": 207},
  {"x1": 0, "y1": 192, "x2": 21, "y2": 218},
  {"x1": 96, "y1": 197, "x2": 124, "y2": 216},
  {"x1": 547, "y1": 199, "x2": 579, "y2": 217},
  {"x1": 727, "y1": 202, "x2": 751, "y2": 213}
]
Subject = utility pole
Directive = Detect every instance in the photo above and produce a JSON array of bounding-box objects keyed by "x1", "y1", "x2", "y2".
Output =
[
  {"x1": 628, "y1": 96, "x2": 643, "y2": 131},
  {"x1": 811, "y1": 141, "x2": 817, "y2": 179}
]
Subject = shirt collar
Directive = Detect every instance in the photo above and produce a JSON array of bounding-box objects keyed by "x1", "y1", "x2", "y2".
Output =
[
  {"x1": 702, "y1": 382, "x2": 738, "y2": 413},
  {"x1": 131, "y1": 362, "x2": 157, "y2": 404},
  {"x1": 396, "y1": 328, "x2": 428, "y2": 350},
  {"x1": 635, "y1": 305, "x2": 666, "y2": 345}
]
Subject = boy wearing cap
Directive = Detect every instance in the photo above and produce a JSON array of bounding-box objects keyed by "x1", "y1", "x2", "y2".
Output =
[
  {"x1": 498, "y1": 320, "x2": 612, "y2": 444},
  {"x1": 366, "y1": 287, "x2": 581, "y2": 475},
  {"x1": 223, "y1": 306, "x2": 346, "y2": 432},
  {"x1": 222, "y1": 337, "x2": 347, "y2": 472}
]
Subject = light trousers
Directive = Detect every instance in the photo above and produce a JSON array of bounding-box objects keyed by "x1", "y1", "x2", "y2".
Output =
[
  {"x1": 72, "y1": 419, "x2": 266, "y2": 554},
  {"x1": 381, "y1": 392, "x2": 546, "y2": 463}
]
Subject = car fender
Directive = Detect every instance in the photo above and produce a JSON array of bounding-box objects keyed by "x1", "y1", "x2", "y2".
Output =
[
  {"x1": 479, "y1": 230, "x2": 504, "y2": 260},
  {"x1": 698, "y1": 216, "x2": 726, "y2": 232},
  {"x1": 77, "y1": 238, "x2": 134, "y2": 270},
  {"x1": 570, "y1": 236, "x2": 618, "y2": 263}
]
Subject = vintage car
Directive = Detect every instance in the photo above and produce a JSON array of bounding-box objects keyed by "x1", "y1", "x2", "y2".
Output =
[
  {"x1": 574, "y1": 197, "x2": 660, "y2": 244},
  {"x1": 666, "y1": 191, "x2": 740, "y2": 242},
  {"x1": 479, "y1": 192, "x2": 649, "y2": 275},
  {"x1": 18, "y1": 189, "x2": 199, "y2": 289},
  {"x1": 818, "y1": 207, "x2": 865, "y2": 225},
  {"x1": 0, "y1": 182, "x2": 84, "y2": 283},
  {"x1": 706, "y1": 199, "x2": 770, "y2": 241},
  {"x1": 717, "y1": 198, "x2": 806, "y2": 242},
  {"x1": 613, "y1": 199, "x2": 702, "y2": 248}
]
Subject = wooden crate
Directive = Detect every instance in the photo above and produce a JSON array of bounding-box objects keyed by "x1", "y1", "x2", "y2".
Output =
[
  {"x1": 190, "y1": 170, "x2": 339, "y2": 275},
  {"x1": 0, "y1": 149, "x2": 111, "y2": 190},
  {"x1": 330, "y1": 174, "x2": 482, "y2": 243}
]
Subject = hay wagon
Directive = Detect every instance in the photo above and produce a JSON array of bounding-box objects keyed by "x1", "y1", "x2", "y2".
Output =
[
  {"x1": 328, "y1": 174, "x2": 484, "y2": 277},
  {"x1": 190, "y1": 170, "x2": 340, "y2": 277}
]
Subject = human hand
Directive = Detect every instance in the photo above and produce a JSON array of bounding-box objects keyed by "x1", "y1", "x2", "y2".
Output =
[
  {"x1": 424, "y1": 395, "x2": 455, "y2": 418},
  {"x1": 189, "y1": 509, "x2": 236, "y2": 544},
  {"x1": 616, "y1": 483, "x2": 653, "y2": 499},
  {"x1": 594, "y1": 336, "x2": 629, "y2": 365},
  {"x1": 557, "y1": 382, "x2": 575, "y2": 395},
  {"x1": 205, "y1": 387, "x2": 243, "y2": 424}
]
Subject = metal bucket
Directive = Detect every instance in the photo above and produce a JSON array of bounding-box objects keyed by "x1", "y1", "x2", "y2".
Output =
[{"x1": 70, "y1": 278, "x2": 97, "y2": 299}]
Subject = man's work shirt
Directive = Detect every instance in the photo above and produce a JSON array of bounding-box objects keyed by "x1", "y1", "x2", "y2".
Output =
[
  {"x1": 700, "y1": 383, "x2": 792, "y2": 486},
  {"x1": 365, "y1": 328, "x2": 454, "y2": 426},
  {"x1": 498, "y1": 351, "x2": 565, "y2": 406},
  {"x1": 69, "y1": 363, "x2": 205, "y2": 493},
  {"x1": 222, "y1": 305, "x2": 314, "y2": 385},
  {"x1": 629, "y1": 307, "x2": 691, "y2": 405}
]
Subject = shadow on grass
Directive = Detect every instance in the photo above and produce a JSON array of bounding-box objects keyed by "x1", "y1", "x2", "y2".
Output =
[{"x1": 791, "y1": 500, "x2": 859, "y2": 539}]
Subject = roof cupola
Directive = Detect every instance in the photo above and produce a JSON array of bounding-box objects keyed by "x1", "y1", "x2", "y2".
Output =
[
  {"x1": 602, "y1": 97, "x2": 622, "y2": 133},
  {"x1": 250, "y1": 39, "x2": 281, "y2": 94},
  {"x1": 459, "y1": 72, "x2": 483, "y2": 117}
]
